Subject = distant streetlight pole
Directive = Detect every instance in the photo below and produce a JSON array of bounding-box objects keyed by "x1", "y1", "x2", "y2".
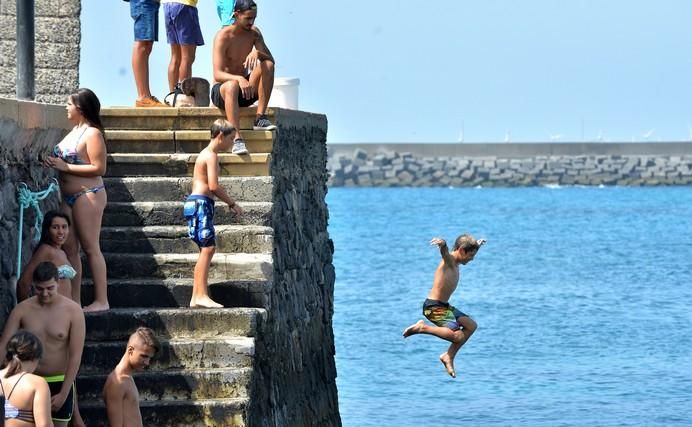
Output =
[
  {"x1": 16, "y1": 0, "x2": 35, "y2": 100},
  {"x1": 581, "y1": 118, "x2": 585, "y2": 142}
]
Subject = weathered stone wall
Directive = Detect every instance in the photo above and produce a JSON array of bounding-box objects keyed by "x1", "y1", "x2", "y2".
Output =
[
  {"x1": 329, "y1": 146, "x2": 692, "y2": 187},
  {"x1": 249, "y1": 109, "x2": 341, "y2": 426},
  {"x1": 0, "y1": 97, "x2": 69, "y2": 329},
  {"x1": 0, "y1": 0, "x2": 81, "y2": 103}
]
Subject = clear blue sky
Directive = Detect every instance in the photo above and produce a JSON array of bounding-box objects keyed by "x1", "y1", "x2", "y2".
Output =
[{"x1": 80, "y1": 1, "x2": 692, "y2": 143}]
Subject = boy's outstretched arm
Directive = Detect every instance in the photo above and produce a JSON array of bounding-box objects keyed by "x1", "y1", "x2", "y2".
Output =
[{"x1": 430, "y1": 238, "x2": 455, "y2": 267}]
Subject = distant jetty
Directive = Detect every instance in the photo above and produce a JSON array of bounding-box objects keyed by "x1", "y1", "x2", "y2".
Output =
[{"x1": 327, "y1": 143, "x2": 692, "y2": 187}]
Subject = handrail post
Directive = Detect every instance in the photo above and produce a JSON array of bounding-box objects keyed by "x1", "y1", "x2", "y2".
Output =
[{"x1": 16, "y1": 0, "x2": 35, "y2": 100}]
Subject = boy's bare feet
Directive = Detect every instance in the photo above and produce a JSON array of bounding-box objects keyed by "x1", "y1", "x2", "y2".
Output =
[
  {"x1": 190, "y1": 296, "x2": 223, "y2": 308},
  {"x1": 403, "y1": 320, "x2": 425, "y2": 338},
  {"x1": 439, "y1": 353, "x2": 456, "y2": 378},
  {"x1": 83, "y1": 301, "x2": 110, "y2": 312}
]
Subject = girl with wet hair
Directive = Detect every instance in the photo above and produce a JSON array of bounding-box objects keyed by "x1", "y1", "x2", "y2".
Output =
[
  {"x1": 1, "y1": 330, "x2": 52, "y2": 426},
  {"x1": 17, "y1": 212, "x2": 76, "y2": 302}
]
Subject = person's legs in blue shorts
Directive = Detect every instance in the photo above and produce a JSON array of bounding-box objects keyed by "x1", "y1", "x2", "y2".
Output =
[
  {"x1": 183, "y1": 195, "x2": 223, "y2": 308},
  {"x1": 164, "y1": 3, "x2": 204, "y2": 94},
  {"x1": 130, "y1": 0, "x2": 166, "y2": 106}
]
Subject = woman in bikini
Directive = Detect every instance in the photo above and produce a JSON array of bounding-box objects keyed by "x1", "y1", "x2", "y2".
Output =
[
  {"x1": 16, "y1": 212, "x2": 77, "y2": 302},
  {"x1": 1, "y1": 330, "x2": 53, "y2": 427},
  {"x1": 44, "y1": 88, "x2": 109, "y2": 312}
]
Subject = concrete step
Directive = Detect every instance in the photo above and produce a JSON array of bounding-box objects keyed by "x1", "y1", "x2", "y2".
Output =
[
  {"x1": 101, "y1": 105, "x2": 273, "y2": 131},
  {"x1": 84, "y1": 307, "x2": 265, "y2": 341},
  {"x1": 105, "y1": 129, "x2": 274, "y2": 154},
  {"x1": 80, "y1": 397, "x2": 248, "y2": 427},
  {"x1": 101, "y1": 252, "x2": 273, "y2": 280},
  {"x1": 104, "y1": 176, "x2": 273, "y2": 203},
  {"x1": 103, "y1": 201, "x2": 272, "y2": 227},
  {"x1": 100, "y1": 225, "x2": 273, "y2": 254},
  {"x1": 80, "y1": 337, "x2": 255, "y2": 374},
  {"x1": 174, "y1": 129, "x2": 274, "y2": 154},
  {"x1": 77, "y1": 367, "x2": 252, "y2": 402},
  {"x1": 81, "y1": 278, "x2": 271, "y2": 309},
  {"x1": 106, "y1": 153, "x2": 271, "y2": 177}
]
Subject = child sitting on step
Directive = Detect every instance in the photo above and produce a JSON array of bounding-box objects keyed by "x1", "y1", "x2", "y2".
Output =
[{"x1": 183, "y1": 119, "x2": 244, "y2": 308}]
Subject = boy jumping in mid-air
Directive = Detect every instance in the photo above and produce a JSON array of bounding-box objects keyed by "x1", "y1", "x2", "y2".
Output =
[
  {"x1": 403, "y1": 235, "x2": 486, "y2": 378},
  {"x1": 184, "y1": 119, "x2": 243, "y2": 308}
]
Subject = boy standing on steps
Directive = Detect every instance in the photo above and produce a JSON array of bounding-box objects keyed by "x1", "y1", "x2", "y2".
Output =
[
  {"x1": 103, "y1": 327, "x2": 160, "y2": 427},
  {"x1": 403, "y1": 235, "x2": 486, "y2": 378},
  {"x1": 184, "y1": 119, "x2": 244, "y2": 308}
]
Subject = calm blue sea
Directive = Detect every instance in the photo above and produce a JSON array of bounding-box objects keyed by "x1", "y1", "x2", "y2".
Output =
[{"x1": 328, "y1": 186, "x2": 692, "y2": 427}]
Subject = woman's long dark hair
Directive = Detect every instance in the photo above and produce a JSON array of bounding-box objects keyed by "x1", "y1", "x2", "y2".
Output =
[
  {"x1": 38, "y1": 211, "x2": 71, "y2": 247},
  {"x1": 70, "y1": 88, "x2": 105, "y2": 134},
  {"x1": 3, "y1": 330, "x2": 43, "y2": 378}
]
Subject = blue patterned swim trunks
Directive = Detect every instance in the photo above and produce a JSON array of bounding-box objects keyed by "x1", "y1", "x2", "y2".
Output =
[{"x1": 183, "y1": 195, "x2": 216, "y2": 248}]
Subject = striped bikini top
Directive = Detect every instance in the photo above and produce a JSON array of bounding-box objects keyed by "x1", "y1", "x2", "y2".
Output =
[{"x1": 1, "y1": 372, "x2": 35, "y2": 423}]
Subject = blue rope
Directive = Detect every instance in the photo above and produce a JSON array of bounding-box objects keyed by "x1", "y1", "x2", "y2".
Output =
[{"x1": 16, "y1": 179, "x2": 59, "y2": 277}]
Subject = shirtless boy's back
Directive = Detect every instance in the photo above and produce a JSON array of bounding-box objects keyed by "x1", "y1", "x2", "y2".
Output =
[
  {"x1": 103, "y1": 328, "x2": 159, "y2": 427},
  {"x1": 184, "y1": 119, "x2": 243, "y2": 308}
]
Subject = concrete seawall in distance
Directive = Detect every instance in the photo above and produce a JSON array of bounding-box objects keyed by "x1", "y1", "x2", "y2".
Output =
[{"x1": 327, "y1": 143, "x2": 692, "y2": 187}]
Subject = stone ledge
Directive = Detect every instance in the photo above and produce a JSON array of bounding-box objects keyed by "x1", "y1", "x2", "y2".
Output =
[{"x1": 0, "y1": 97, "x2": 70, "y2": 129}]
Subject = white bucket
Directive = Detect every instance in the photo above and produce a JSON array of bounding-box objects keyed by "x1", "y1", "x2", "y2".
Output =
[{"x1": 269, "y1": 77, "x2": 300, "y2": 110}]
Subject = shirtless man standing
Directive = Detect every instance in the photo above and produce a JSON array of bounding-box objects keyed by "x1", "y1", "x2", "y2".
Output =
[
  {"x1": 403, "y1": 235, "x2": 486, "y2": 378},
  {"x1": 0, "y1": 261, "x2": 86, "y2": 426},
  {"x1": 211, "y1": 0, "x2": 276, "y2": 155},
  {"x1": 103, "y1": 327, "x2": 160, "y2": 427}
]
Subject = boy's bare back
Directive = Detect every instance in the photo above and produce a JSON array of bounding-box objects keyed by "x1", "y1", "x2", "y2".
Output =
[
  {"x1": 103, "y1": 370, "x2": 142, "y2": 427},
  {"x1": 190, "y1": 148, "x2": 218, "y2": 197}
]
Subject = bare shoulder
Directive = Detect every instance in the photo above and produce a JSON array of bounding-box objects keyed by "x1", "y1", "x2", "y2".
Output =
[
  {"x1": 105, "y1": 370, "x2": 134, "y2": 393},
  {"x1": 197, "y1": 147, "x2": 212, "y2": 159},
  {"x1": 32, "y1": 244, "x2": 53, "y2": 258},
  {"x1": 60, "y1": 296, "x2": 83, "y2": 315},
  {"x1": 196, "y1": 148, "x2": 214, "y2": 166},
  {"x1": 214, "y1": 26, "x2": 233, "y2": 44},
  {"x1": 103, "y1": 372, "x2": 122, "y2": 397},
  {"x1": 14, "y1": 298, "x2": 34, "y2": 313},
  {"x1": 25, "y1": 373, "x2": 50, "y2": 390},
  {"x1": 202, "y1": 148, "x2": 218, "y2": 163},
  {"x1": 85, "y1": 126, "x2": 103, "y2": 140}
]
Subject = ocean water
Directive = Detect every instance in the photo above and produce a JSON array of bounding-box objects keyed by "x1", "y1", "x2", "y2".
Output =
[{"x1": 328, "y1": 186, "x2": 692, "y2": 427}]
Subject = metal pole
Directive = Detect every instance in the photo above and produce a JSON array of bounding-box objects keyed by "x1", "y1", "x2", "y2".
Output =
[{"x1": 16, "y1": 0, "x2": 35, "y2": 100}]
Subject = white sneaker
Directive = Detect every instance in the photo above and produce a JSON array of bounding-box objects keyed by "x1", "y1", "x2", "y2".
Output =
[{"x1": 232, "y1": 139, "x2": 249, "y2": 155}]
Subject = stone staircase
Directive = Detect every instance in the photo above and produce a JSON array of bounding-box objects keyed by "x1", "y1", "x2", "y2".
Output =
[{"x1": 78, "y1": 107, "x2": 275, "y2": 426}]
